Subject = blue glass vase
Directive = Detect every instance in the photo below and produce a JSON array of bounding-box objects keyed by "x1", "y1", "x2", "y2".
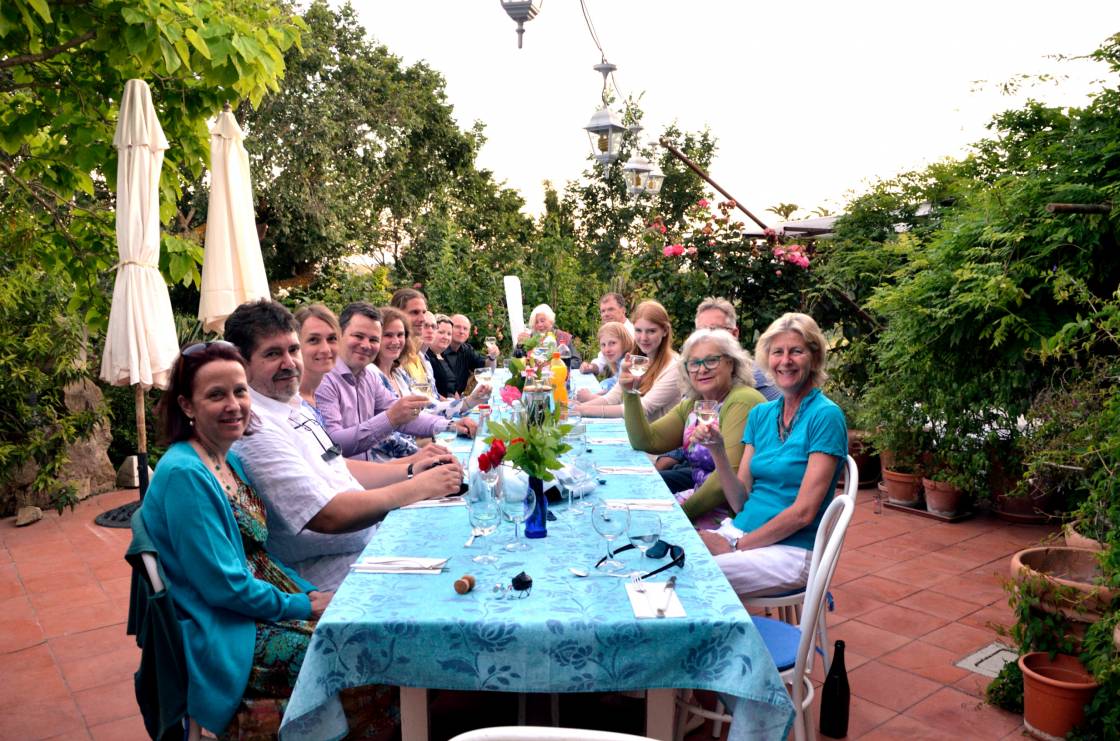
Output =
[{"x1": 523, "y1": 475, "x2": 548, "y2": 539}]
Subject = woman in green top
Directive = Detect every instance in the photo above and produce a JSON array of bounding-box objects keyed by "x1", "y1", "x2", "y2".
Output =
[{"x1": 621, "y1": 328, "x2": 765, "y2": 528}]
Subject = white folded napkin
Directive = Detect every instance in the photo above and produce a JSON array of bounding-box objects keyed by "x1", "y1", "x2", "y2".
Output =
[
  {"x1": 401, "y1": 497, "x2": 466, "y2": 509},
  {"x1": 597, "y1": 465, "x2": 651, "y2": 475},
  {"x1": 626, "y1": 581, "x2": 686, "y2": 619},
  {"x1": 350, "y1": 556, "x2": 448, "y2": 574},
  {"x1": 607, "y1": 498, "x2": 675, "y2": 511}
]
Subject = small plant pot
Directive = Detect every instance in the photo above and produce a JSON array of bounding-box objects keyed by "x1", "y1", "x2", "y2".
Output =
[
  {"x1": 1062, "y1": 522, "x2": 1104, "y2": 551},
  {"x1": 1018, "y1": 652, "x2": 1098, "y2": 740},
  {"x1": 882, "y1": 468, "x2": 921, "y2": 505},
  {"x1": 921, "y1": 478, "x2": 963, "y2": 516}
]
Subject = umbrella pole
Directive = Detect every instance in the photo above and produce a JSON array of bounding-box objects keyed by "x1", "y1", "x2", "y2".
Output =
[{"x1": 136, "y1": 385, "x2": 150, "y2": 500}]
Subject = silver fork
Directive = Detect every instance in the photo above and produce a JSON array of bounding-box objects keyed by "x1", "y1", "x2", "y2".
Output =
[{"x1": 629, "y1": 572, "x2": 645, "y2": 593}]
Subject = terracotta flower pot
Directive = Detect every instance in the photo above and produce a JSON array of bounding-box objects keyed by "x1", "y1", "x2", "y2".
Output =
[
  {"x1": 1010, "y1": 547, "x2": 1119, "y2": 623},
  {"x1": 882, "y1": 468, "x2": 921, "y2": 505},
  {"x1": 1018, "y1": 652, "x2": 1098, "y2": 740},
  {"x1": 1062, "y1": 522, "x2": 1104, "y2": 552},
  {"x1": 847, "y1": 430, "x2": 880, "y2": 487},
  {"x1": 922, "y1": 477, "x2": 963, "y2": 516},
  {"x1": 993, "y1": 483, "x2": 1061, "y2": 524}
]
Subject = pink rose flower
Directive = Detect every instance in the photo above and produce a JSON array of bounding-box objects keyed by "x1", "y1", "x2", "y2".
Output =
[
  {"x1": 697, "y1": 198, "x2": 709, "y2": 208},
  {"x1": 500, "y1": 385, "x2": 522, "y2": 405},
  {"x1": 685, "y1": 246, "x2": 698, "y2": 256}
]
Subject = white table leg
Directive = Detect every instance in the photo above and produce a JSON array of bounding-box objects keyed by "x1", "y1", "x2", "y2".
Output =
[
  {"x1": 646, "y1": 688, "x2": 675, "y2": 740},
  {"x1": 400, "y1": 687, "x2": 429, "y2": 741}
]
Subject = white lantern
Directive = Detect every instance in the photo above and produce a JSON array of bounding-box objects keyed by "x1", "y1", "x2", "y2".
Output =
[
  {"x1": 584, "y1": 107, "x2": 626, "y2": 166},
  {"x1": 643, "y1": 160, "x2": 666, "y2": 195},
  {"x1": 622, "y1": 153, "x2": 652, "y2": 196}
]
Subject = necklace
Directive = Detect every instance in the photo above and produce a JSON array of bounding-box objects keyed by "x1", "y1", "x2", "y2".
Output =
[
  {"x1": 777, "y1": 399, "x2": 803, "y2": 442},
  {"x1": 196, "y1": 440, "x2": 232, "y2": 491}
]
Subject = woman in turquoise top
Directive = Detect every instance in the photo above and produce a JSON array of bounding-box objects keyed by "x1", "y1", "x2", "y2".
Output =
[
  {"x1": 140, "y1": 341, "x2": 332, "y2": 734},
  {"x1": 693, "y1": 313, "x2": 847, "y2": 597}
]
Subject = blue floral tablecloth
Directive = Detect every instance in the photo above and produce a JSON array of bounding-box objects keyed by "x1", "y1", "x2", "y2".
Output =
[{"x1": 280, "y1": 404, "x2": 794, "y2": 740}]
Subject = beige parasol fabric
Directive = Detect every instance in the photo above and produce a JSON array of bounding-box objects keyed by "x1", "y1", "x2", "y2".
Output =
[
  {"x1": 198, "y1": 110, "x2": 271, "y2": 334},
  {"x1": 99, "y1": 79, "x2": 179, "y2": 391}
]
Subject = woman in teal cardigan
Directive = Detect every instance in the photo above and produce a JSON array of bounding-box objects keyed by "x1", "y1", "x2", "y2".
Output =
[{"x1": 140, "y1": 341, "x2": 331, "y2": 734}]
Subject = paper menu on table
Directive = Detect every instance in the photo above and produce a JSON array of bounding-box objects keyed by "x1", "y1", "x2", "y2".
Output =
[{"x1": 626, "y1": 581, "x2": 686, "y2": 618}]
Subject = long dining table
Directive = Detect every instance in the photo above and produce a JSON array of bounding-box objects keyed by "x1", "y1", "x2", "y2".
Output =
[{"x1": 279, "y1": 371, "x2": 794, "y2": 741}]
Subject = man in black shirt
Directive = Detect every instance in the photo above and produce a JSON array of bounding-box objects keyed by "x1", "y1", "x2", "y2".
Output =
[{"x1": 444, "y1": 314, "x2": 494, "y2": 394}]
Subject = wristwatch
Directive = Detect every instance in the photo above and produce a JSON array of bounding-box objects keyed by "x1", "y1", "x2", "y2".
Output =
[{"x1": 406, "y1": 463, "x2": 415, "y2": 480}]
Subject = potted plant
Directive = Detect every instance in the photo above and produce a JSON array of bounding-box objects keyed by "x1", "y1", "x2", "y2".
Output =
[
  {"x1": 1018, "y1": 652, "x2": 1099, "y2": 740},
  {"x1": 859, "y1": 382, "x2": 929, "y2": 506}
]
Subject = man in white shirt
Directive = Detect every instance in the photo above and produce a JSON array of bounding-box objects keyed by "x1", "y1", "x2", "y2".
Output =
[
  {"x1": 579, "y1": 292, "x2": 635, "y2": 374},
  {"x1": 226, "y1": 300, "x2": 462, "y2": 590}
]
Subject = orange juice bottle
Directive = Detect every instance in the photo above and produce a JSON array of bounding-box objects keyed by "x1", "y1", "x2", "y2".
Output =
[{"x1": 549, "y1": 351, "x2": 569, "y2": 416}]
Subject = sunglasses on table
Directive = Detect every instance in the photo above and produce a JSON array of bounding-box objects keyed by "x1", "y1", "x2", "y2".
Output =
[
  {"x1": 595, "y1": 539, "x2": 685, "y2": 580},
  {"x1": 685, "y1": 354, "x2": 727, "y2": 374}
]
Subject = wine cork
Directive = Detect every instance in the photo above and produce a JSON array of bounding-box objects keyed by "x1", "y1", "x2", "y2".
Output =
[{"x1": 454, "y1": 575, "x2": 477, "y2": 594}]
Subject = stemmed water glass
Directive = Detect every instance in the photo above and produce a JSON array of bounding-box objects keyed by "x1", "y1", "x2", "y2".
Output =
[
  {"x1": 566, "y1": 452, "x2": 596, "y2": 515},
  {"x1": 465, "y1": 476, "x2": 501, "y2": 564},
  {"x1": 591, "y1": 502, "x2": 630, "y2": 571},
  {"x1": 484, "y1": 336, "x2": 499, "y2": 366},
  {"x1": 694, "y1": 399, "x2": 718, "y2": 426},
  {"x1": 500, "y1": 464, "x2": 532, "y2": 552},
  {"x1": 628, "y1": 354, "x2": 650, "y2": 380},
  {"x1": 627, "y1": 512, "x2": 662, "y2": 576}
]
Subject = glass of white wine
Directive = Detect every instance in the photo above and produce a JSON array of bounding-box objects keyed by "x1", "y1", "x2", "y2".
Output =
[
  {"x1": 474, "y1": 367, "x2": 493, "y2": 386},
  {"x1": 412, "y1": 382, "x2": 433, "y2": 402},
  {"x1": 628, "y1": 355, "x2": 650, "y2": 379},
  {"x1": 694, "y1": 399, "x2": 718, "y2": 425}
]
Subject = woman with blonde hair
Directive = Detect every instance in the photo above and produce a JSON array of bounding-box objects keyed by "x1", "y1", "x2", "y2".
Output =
[
  {"x1": 573, "y1": 300, "x2": 681, "y2": 421},
  {"x1": 693, "y1": 312, "x2": 847, "y2": 597},
  {"x1": 574, "y1": 321, "x2": 635, "y2": 401},
  {"x1": 623, "y1": 328, "x2": 765, "y2": 528}
]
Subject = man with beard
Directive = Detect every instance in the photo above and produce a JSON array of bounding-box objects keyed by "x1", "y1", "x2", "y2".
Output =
[{"x1": 224, "y1": 300, "x2": 462, "y2": 590}]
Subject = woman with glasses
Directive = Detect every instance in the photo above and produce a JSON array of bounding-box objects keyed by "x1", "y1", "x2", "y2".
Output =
[
  {"x1": 692, "y1": 313, "x2": 847, "y2": 598},
  {"x1": 138, "y1": 342, "x2": 337, "y2": 736},
  {"x1": 622, "y1": 329, "x2": 765, "y2": 528},
  {"x1": 573, "y1": 300, "x2": 682, "y2": 421}
]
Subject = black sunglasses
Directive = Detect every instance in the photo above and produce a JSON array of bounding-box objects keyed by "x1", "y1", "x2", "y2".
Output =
[
  {"x1": 595, "y1": 539, "x2": 685, "y2": 580},
  {"x1": 182, "y1": 340, "x2": 238, "y2": 357},
  {"x1": 291, "y1": 415, "x2": 342, "y2": 462}
]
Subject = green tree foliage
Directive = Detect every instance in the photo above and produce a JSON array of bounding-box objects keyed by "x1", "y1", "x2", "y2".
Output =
[{"x1": 240, "y1": 1, "x2": 479, "y2": 278}]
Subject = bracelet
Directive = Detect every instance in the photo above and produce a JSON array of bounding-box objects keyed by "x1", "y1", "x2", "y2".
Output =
[
  {"x1": 406, "y1": 463, "x2": 415, "y2": 480},
  {"x1": 729, "y1": 536, "x2": 739, "y2": 551}
]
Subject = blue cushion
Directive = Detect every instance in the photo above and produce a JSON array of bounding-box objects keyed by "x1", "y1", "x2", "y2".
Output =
[{"x1": 753, "y1": 616, "x2": 801, "y2": 671}]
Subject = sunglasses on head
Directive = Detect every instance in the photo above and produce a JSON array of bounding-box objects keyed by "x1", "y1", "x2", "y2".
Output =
[
  {"x1": 595, "y1": 539, "x2": 685, "y2": 580},
  {"x1": 182, "y1": 340, "x2": 238, "y2": 357}
]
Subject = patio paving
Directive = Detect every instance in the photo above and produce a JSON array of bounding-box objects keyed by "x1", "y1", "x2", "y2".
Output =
[{"x1": 0, "y1": 486, "x2": 1053, "y2": 739}]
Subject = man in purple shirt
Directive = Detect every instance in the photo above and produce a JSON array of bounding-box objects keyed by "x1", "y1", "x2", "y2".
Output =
[{"x1": 315, "y1": 302, "x2": 476, "y2": 460}]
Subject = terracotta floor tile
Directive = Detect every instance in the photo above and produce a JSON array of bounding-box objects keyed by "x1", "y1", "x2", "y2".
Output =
[
  {"x1": 828, "y1": 620, "x2": 912, "y2": 659},
  {"x1": 90, "y1": 558, "x2": 132, "y2": 581},
  {"x1": 825, "y1": 587, "x2": 888, "y2": 626},
  {"x1": 29, "y1": 583, "x2": 110, "y2": 612},
  {"x1": 73, "y1": 677, "x2": 141, "y2": 727},
  {"x1": 0, "y1": 698, "x2": 88, "y2": 740},
  {"x1": 952, "y1": 672, "x2": 995, "y2": 699},
  {"x1": 838, "y1": 548, "x2": 900, "y2": 575},
  {"x1": 916, "y1": 550, "x2": 990, "y2": 574},
  {"x1": 857, "y1": 604, "x2": 950, "y2": 639},
  {"x1": 16, "y1": 554, "x2": 95, "y2": 581},
  {"x1": 958, "y1": 602, "x2": 1015, "y2": 634},
  {"x1": 874, "y1": 533, "x2": 945, "y2": 556},
  {"x1": 99, "y1": 574, "x2": 132, "y2": 600},
  {"x1": 926, "y1": 574, "x2": 1009, "y2": 606},
  {"x1": 0, "y1": 562, "x2": 23, "y2": 601},
  {"x1": 873, "y1": 560, "x2": 959, "y2": 590},
  {"x1": 7, "y1": 539, "x2": 79, "y2": 564},
  {"x1": 905, "y1": 686, "x2": 1023, "y2": 738},
  {"x1": 849, "y1": 659, "x2": 942, "y2": 712},
  {"x1": 841, "y1": 574, "x2": 922, "y2": 603},
  {"x1": 36, "y1": 600, "x2": 125, "y2": 638},
  {"x1": 40, "y1": 728, "x2": 92, "y2": 741},
  {"x1": 22, "y1": 568, "x2": 98, "y2": 595},
  {"x1": 859, "y1": 713, "x2": 956, "y2": 740},
  {"x1": 48, "y1": 623, "x2": 135, "y2": 663},
  {"x1": 919, "y1": 622, "x2": 997, "y2": 655},
  {"x1": 0, "y1": 644, "x2": 71, "y2": 708},
  {"x1": 879, "y1": 641, "x2": 971, "y2": 684},
  {"x1": 1, "y1": 592, "x2": 37, "y2": 621},
  {"x1": 0, "y1": 613, "x2": 46, "y2": 654},
  {"x1": 88, "y1": 714, "x2": 150, "y2": 741},
  {"x1": 896, "y1": 589, "x2": 987, "y2": 621},
  {"x1": 903, "y1": 524, "x2": 983, "y2": 548},
  {"x1": 58, "y1": 644, "x2": 139, "y2": 693},
  {"x1": 850, "y1": 539, "x2": 931, "y2": 562}
]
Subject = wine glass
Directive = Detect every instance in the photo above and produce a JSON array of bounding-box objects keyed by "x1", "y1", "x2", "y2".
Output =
[
  {"x1": 484, "y1": 336, "x2": 498, "y2": 356},
  {"x1": 466, "y1": 486, "x2": 501, "y2": 564},
  {"x1": 629, "y1": 355, "x2": 650, "y2": 379},
  {"x1": 694, "y1": 399, "x2": 718, "y2": 426},
  {"x1": 500, "y1": 465, "x2": 532, "y2": 552},
  {"x1": 591, "y1": 502, "x2": 630, "y2": 571},
  {"x1": 474, "y1": 367, "x2": 494, "y2": 386},
  {"x1": 627, "y1": 512, "x2": 662, "y2": 576},
  {"x1": 412, "y1": 382, "x2": 434, "y2": 405}
]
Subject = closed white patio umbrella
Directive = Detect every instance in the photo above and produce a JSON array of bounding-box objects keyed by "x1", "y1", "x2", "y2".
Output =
[
  {"x1": 198, "y1": 107, "x2": 270, "y2": 333},
  {"x1": 97, "y1": 79, "x2": 180, "y2": 524}
]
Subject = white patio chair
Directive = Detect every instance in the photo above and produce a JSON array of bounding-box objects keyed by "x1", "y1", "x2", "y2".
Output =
[
  {"x1": 743, "y1": 454, "x2": 858, "y2": 673},
  {"x1": 675, "y1": 492, "x2": 856, "y2": 741},
  {"x1": 449, "y1": 727, "x2": 655, "y2": 741}
]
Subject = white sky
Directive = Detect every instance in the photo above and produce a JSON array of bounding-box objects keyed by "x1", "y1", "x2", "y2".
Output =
[{"x1": 346, "y1": 1, "x2": 1118, "y2": 218}]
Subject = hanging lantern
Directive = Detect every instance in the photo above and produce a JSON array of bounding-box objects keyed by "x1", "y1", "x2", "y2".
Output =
[
  {"x1": 622, "y1": 153, "x2": 652, "y2": 196},
  {"x1": 584, "y1": 107, "x2": 626, "y2": 166},
  {"x1": 501, "y1": 0, "x2": 540, "y2": 48},
  {"x1": 643, "y1": 159, "x2": 666, "y2": 195}
]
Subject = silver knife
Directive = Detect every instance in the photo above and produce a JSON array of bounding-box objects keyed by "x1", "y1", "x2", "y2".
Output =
[{"x1": 656, "y1": 575, "x2": 677, "y2": 617}]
